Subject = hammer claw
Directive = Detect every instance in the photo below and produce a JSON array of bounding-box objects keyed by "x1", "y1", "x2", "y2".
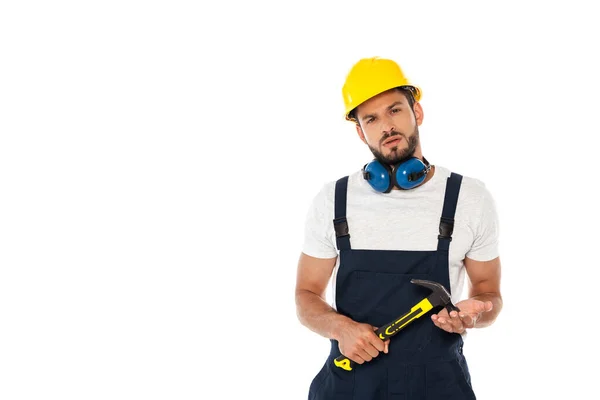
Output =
[{"x1": 410, "y1": 279, "x2": 459, "y2": 312}]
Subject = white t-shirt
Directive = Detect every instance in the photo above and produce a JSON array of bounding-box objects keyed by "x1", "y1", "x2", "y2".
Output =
[{"x1": 302, "y1": 165, "x2": 500, "y2": 308}]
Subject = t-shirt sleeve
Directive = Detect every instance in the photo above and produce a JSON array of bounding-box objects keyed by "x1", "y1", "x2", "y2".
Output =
[
  {"x1": 302, "y1": 183, "x2": 338, "y2": 259},
  {"x1": 466, "y1": 185, "x2": 500, "y2": 261}
]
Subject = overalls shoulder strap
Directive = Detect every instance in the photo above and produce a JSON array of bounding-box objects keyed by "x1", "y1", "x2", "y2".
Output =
[
  {"x1": 437, "y1": 172, "x2": 463, "y2": 251},
  {"x1": 333, "y1": 176, "x2": 351, "y2": 251}
]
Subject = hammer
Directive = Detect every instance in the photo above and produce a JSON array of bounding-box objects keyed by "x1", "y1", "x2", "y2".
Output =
[{"x1": 334, "y1": 279, "x2": 460, "y2": 371}]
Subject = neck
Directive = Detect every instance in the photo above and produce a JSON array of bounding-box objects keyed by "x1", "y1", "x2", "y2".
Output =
[
  {"x1": 420, "y1": 155, "x2": 434, "y2": 185},
  {"x1": 422, "y1": 164, "x2": 435, "y2": 185}
]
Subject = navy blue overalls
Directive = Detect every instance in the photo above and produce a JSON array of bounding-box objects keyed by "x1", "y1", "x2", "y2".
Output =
[{"x1": 308, "y1": 173, "x2": 476, "y2": 400}]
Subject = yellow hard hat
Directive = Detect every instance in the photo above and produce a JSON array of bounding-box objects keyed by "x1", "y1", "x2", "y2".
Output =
[{"x1": 342, "y1": 57, "x2": 422, "y2": 121}]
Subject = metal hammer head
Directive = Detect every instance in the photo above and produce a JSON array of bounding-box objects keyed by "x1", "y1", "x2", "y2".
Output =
[{"x1": 410, "y1": 279, "x2": 460, "y2": 313}]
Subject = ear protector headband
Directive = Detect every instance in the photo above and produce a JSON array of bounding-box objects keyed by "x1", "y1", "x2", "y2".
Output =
[{"x1": 362, "y1": 157, "x2": 431, "y2": 193}]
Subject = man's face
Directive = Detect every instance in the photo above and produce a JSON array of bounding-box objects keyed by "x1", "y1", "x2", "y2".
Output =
[{"x1": 355, "y1": 88, "x2": 423, "y2": 165}]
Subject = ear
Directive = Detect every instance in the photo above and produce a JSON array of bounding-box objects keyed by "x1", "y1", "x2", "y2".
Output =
[
  {"x1": 356, "y1": 124, "x2": 367, "y2": 144},
  {"x1": 413, "y1": 102, "x2": 424, "y2": 126}
]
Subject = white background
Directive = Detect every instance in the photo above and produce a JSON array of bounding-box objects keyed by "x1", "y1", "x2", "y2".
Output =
[{"x1": 1, "y1": 1, "x2": 599, "y2": 399}]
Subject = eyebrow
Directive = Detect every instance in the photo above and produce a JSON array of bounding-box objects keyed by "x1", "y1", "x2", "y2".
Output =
[{"x1": 361, "y1": 101, "x2": 405, "y2": 121}]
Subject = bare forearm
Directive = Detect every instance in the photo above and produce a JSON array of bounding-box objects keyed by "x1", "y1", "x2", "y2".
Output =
[
  {"x1": 295, "y1": 289, "x2": 352, "y2": 340},
  {"x1": 470, "y1": 292, "x2": 503, "y2": 328}
]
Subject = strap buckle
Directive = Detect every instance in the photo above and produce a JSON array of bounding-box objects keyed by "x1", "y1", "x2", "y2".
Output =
[
  {"x1": 438, "y1": 217, "x2": 454, "y2": 241},
  {"x1": 333, "y1": 217, "x2": 350, "y2": 238}
]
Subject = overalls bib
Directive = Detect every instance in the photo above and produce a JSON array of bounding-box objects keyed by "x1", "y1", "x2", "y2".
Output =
[{"x1": 308, "y1": 173, "x2": 476, "y2": 400}]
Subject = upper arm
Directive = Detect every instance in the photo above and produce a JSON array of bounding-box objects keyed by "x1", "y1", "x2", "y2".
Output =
[
  {"x1": 295, "y1": 252, "x2": 338, "y2": 299},
  {"x1": 464, "y1": 256, "x2": 502, "y2": 298},
  {"x1": 466, "y1": 183, "x2": 500, "y2": 262}
]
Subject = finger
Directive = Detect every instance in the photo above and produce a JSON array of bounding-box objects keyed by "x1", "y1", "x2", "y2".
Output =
[
  {"x1": 349, "y1": 354, "x2": 365, "y2": 365},
  {"x1": 433, "y1": 317, "x2": 454, "y2": 333},
  {"x1": 431, "y1": 308, "x2": 449, "y2": 324},
  {"x1": 369, "y1": 328, "x2": 385, "y2": 352},
  {"x1": 434, "y1": 315, "x2": 448, "y2": 327},
  {"x1": 447, "y1": 311, "x2": 465, "y2": 332},
  {"x1": 484, "y1": 301, "x2": 493, "y2": 312},
  {"x1": 357, "y1": 348, "x2": 374, "y2": 362},
  {"x1": 439, "y1": 311, "x2": 460, "y2": 332},
  {"x1": 474, "y1": 300, "x2": 493, "y2": 314},
  {"x1": 459, "y1": 313, "x2": 476, "y2": 328},
  {"x1": 365, "y1": 341, "x2": 382, "y2": 358},
  {"x1": 431, "y1": 317, "x2": 444, "y2": 330},
  {"x1": 435, "y1": 308, "x2": 450, "y2": 319},
  {"x1": 440, "y1": 320, "x2": 455, "y2": 333},
  {"x1": 384, "y1": 340, "x2": 389, "y2": 354}
]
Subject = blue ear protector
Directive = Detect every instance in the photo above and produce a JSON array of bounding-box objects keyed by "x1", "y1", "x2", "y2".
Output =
[{"x1": 362, "y1": 157, "x2": 431, "y2": 193}]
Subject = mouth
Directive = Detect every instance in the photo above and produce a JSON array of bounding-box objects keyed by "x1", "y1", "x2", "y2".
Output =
[{"x1": 382, "y1": 136, "x2": 403, "y2": 148}]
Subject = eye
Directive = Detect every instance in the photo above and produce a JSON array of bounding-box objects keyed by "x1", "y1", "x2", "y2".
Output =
[
  {"x1": 366, "y1": 117, "x2": 375, "y2": 124},
  {"x1": 391, "y1": 108, "x2": 401, "y2": 114}
]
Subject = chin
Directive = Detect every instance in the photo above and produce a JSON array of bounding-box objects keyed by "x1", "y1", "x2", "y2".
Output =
[{"x1": 389, "y1": 147, "x2": 406, "y2": 156}]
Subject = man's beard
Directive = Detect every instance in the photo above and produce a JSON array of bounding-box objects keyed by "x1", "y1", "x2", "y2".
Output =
[{"x1": 368, "y1": 126, "x2": 420, "y2": 166}]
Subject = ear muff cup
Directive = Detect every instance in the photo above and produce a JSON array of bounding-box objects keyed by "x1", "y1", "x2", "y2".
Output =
[
  {"x1": 394, "y1": 157, "x2": 428, "y2": 189},
  {"x1": 362, "y1": 161, "x2": 394, "y2": 193},
  {"x1": 363, "y1": 157, "x2": 430, "y2": 192}
]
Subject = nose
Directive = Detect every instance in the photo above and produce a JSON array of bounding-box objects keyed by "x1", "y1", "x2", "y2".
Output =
[{"x1": 381, "y1": 116, "x2": 396, "y2": 135}]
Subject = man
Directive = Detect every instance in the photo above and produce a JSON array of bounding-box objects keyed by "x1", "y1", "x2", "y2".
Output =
[{"x1": 295, "y1": 57, "x2": 502, "y2": 399}]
